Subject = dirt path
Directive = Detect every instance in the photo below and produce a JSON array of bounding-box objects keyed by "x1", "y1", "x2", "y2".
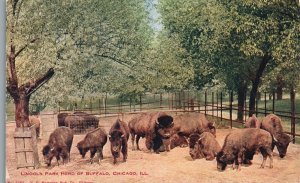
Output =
[{"x1": 6, "y1": 114, "x2": 300, "y2": 183}]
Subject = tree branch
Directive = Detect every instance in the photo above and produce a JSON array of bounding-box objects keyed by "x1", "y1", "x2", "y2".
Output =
[
  {"x1": 19, "y1": 68, "x2": 55, "y2": 97},
  {"x1": 95, "y1": 53, "x2": 131, "y2": 68},
  {"x1": 15, "y1": 37, "x2": 39, "y2": 57}
]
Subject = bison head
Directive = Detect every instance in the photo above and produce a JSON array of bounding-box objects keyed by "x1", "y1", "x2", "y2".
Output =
[
  {"x1": 216, "y1": 151, "x2": 235, "y2": 171},
  {"x1": 76, "y1": 141, "x2": 88, "y2": 158},
  {"x1": 155, "y1": 115, "x2": 174, "y2": 139},
  {"x1": 109, "y1": 131, "x2": 124, "y2": 159},
  {"x1": 188, "y1": 133, "x2": 204, "y2": 160},
  {"x1": 42, "y1": 145, "x2": 61, "y2": 166},
  {"x1": 273, "y1": 133, "x2": 293, "y2": 158}
]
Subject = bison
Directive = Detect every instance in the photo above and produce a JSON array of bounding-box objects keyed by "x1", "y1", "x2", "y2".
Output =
[
  {"x1": 73, "y1": 111, "x2": 99, "y2": 128},
  {"x1": 172, "y1": 113, "x2": 216, "y2": 137},
  {"x1": 42, "y1": 127, "x2": 74, "y2": 166},
  {"x1": 57, "y1": 113, "x2": 69, "y2": 127},
  {"x1": 261, "y1": 114, "x2": 293, "y2": 158},
  {"x1": 128, "y1": 112, "x2": 173, "y2": 152},
  {"x1": 216, "y1": 128, "x2": 273, "y2": 171},
  {"x1": 109, "y1": 119, "x2": 130, "y2": 164},
  {"x1": 77, "y1": 127, "x2": 107, "y2": 164},
  {"x1": 29, "y1": 116, "x2": 41, "y2": 138},
  {"x1": 170, "y1": 133, "x2": 188, "y2": 149},
  {"x1": 188, "y1": 132, "x2": 221, "y2": 160},
  {"x1": 245, "y1": 114, "x2": 261, "y2": 128}
]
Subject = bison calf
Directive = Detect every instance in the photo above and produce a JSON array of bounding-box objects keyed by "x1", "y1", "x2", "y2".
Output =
[
  {"x1": 109, "y1": 119, "x2": 130, "y2": 164},
  {"x1": 216, "y1": 128, "x2": 273, "y2": 171},
  {"x1": 189, "y1": 132, "x2": 221, "y2": 160},
  {"x1": 77, "y1": 127, "x2": 107, "y2": 164},
  {"x1": 42, "y1": 127, "x2": 74, "y2": 166}
]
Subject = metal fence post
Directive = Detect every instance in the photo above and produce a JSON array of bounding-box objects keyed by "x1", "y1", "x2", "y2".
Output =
[
  {"x1": 272, "y1": 90, "x2": 275, "y2": 114},
  {"x1": 205, "y1": 91, "x2": 207, "y2": 115},
  {"x1": 264, "y1": 92, "x2": 267, "y2": 116},
  {"x1": 212, "y1": 92, "x2": 214, "y2": 116},
  {"x1": 220, "y1": 92, "x2": 223, "y2": 121},
  {"x1": 140, "y1": 94, "x2": 142, "y2": 111},
  {"x1": 216, "y1": 92, "x2": 219, "y2": 118},
  {"x1": 290, "y1": 88, "x2": 296, "y2": 144}
]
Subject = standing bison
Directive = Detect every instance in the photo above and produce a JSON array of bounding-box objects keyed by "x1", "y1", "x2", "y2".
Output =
[
  {"x1": 42, "y1": 127, "x2": 74, "y2": 166},
  {"x1": 245, "y1": 114, "x2": 261, "y2": 128},
  {"x1": 261, "y1": 114, "x2": 293, "y2": 158},
  {"x1": 128, "y1": 112, "x2": 173, "y2": 152},
  {"x1": 57, "y1": 113, "x2": 69, "y2": 127},
  {"x1": 109, "y1": 119, "x2": 130, "y2": 164},
  {"x1": 216, "y1": 128, "x2": 273, "y2": 171},
  {"x1": 172, "y1": 113, "x2": 216, "y2": 137},
  {"x1": 188, "y1": 132, "x2": 221, "y2": 160},
  {"x1": 77, "y1": 127, "x2": 107, "y2": 164}
]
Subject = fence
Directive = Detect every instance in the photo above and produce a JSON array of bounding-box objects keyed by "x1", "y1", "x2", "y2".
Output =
[{"x1": 6, "y1": 90, "x2": 299, "y2": 143}]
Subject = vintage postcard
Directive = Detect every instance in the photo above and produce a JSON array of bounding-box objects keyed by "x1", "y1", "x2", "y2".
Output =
[{"x1": 5, "y1": 0, "x2": 300, "y2": 183}]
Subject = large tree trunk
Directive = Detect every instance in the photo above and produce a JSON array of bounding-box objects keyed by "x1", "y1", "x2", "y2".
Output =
[
  {"x1": 14, "y1": 91, "x2": 30, "y2": 127},
  {"x1": 249, "y1": 55, "x2": 271, "y2": 117},
  {"x1": 237, "y1": 84, "x2": 247, "y2": 121},
  {"x1": 276, "y1": 76, "x2": 284, "y2": 100}
]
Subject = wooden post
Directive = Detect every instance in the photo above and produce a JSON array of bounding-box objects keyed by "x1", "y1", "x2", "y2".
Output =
[
  {"x1": 140, "y1": 94, "x2": 142, "y2": 111},
  {"x1": 230, "y1": 91, "x2": 233, "y2": 129},
  {"x1": 220, "y1": 92, "x2": 223, "y2": 121},
  {"x1": 171, "y1": 93, "x2": 174, "y2": 110},
  {"x1": 255, "y1": 95, "x2": 258, "y2": 116},
  {"x1": 272, "y1": 90, "x2": 275, "y2": 114},
  {"x1": 105, "y1": 93, "x2": 107, "y2": 115},
  {"x1": 290, "y1": 88, "x2": 296, "y2": 144},
  {"x1": 205, "y1": 91, "x2": 207, "y2": 115},
  {"x1": 216, "y1": 92, "x2": 219, "y2": 118},
  {"x1": 212, "y1": 92, "x2": 214, "y2": 116},
  {"x1": 264, "y1": 92, "x2": 267, "y2": 116}
]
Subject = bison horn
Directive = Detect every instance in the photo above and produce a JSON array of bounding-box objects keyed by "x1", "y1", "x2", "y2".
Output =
[
  {"x1": 273, "y1": 136, "x2": 278, "y2": 142},
  {"x1": 50, "y1": 147, "x2": 55, "y2": 152},
  {"x1": 108, "y1": 135, "x2": 111, "y2": 138},
  {"x1": 121, "y1": 134, "x2": 125, "y2": 138},
  {"x1": 197, "y1": 137, "x2": 202, "y2": 143},
  {"x1": 156, "y1": 120, "x2": 159, "y2": 125}
]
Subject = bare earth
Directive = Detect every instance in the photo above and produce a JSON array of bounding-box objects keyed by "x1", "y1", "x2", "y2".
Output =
[{"x1": 6, "y1": 113, "x2": 300, "y2": 183}]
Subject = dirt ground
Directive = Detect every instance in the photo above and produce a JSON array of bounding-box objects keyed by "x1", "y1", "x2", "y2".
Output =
[{"x1": 6, "y1": 113, "x2": 300, "y2": 183}]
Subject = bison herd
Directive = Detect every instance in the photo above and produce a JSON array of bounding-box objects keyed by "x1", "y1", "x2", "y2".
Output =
[{"x1": 41, "y1": 111, "x2": 293, "y2": 172}]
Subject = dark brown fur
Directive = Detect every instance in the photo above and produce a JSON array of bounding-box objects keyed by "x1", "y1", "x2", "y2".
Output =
[
  {"x1": 42, "y1": 127, "x2": 74, "y2": 166},
  {"x1": 57, "y1": 113, "x2": 69, "y2": 127},
  {"x1": 109, "y1": 119, "x2": 130, "y2": 164},
  {"x1": 189, "y1": 132, "x2": 221, "y2": 160},
  {"x1": 216, "y1": 128, "x2": 273, "y2": 171},
  {"x1": 77, "y1": 127, "x2": 107, "y2": 164},
  {"x1": 170, "y1": 133, "x2": 188, "y2": 149}
]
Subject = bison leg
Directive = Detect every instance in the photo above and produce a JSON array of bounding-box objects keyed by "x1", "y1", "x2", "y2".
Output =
[
  {"x1": 90, "y1": 148, "x2": 97, "y2": 164},
  {"x1": 268, "y1": 149, "x2": 273, "y2": 169},
  {"x1": 131, "y1": 132, "x2": 136, "y2": 151},
  {"x1": 122, "y1": 141, "x2": 128, "y2": 162},
  {"x1": 99, "y1": 146, "x2": 104, "y2": 160},
  {"x1": 136, "y1": 135, "x2": 141, "y2": 151}
]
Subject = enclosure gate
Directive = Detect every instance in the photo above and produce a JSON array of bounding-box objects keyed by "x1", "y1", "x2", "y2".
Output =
[{"x1": 14, "y1": 126, "x2": 39, "y2": 169}]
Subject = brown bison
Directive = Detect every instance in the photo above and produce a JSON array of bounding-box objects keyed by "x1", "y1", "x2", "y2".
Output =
[
  {"x1": 216, "y1": 128, "x2": 273, "y2": 171},
  {"x1": 73, "y1": 111, "x2": 99, "y2": 128},
  {"x1": 128, "y1": 112, "x2": 173, "y2": 152},
  {"x1": 42, "y1": 127, "x2": 74, "y2": 166},
  {"x1": 172, "y1": 113, "x2": 216, "y2": 137},
  {"x1": 261, "y1": 114, "x2": 293, "y2": 158},
  {"x1": 188, "y1": 132, "x2": 221, "y2": 160},
  {"x1": 170, "y1": 133, "x2": 188, "y2": 149},
  {"x1": 77, "y1": 127, "x2": 107, "y2": 164},
  {"x1": 109, "y1": 119, "x2": 130, "y2": 164},
  {"x1": 57, "y1": 113, "x2": 69, "y2": 127},
  {"x1": 245, "y1": 114, "x2": 261, "y2": 128},
  {"x1": 29, "y1": 116, "x2": 41, "y2": 138}
]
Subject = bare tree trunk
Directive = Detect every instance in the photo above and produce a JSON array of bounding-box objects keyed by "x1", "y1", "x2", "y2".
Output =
[
  {"x1": 249, "y1": 54, "x2": 271, "y2": 117},
  {"x1": 237, "y1": 85, "x2": 247, "y2": 121},
  {"x1": 276, "y1": 77, "x2": 284, "y2": 100}
]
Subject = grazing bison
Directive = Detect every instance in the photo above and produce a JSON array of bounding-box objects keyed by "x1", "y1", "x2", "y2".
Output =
[
  {"x1": 57, "y1": 113, "x2": 69, "y2": 127},
  {"x1": 77, "y1": 127, "x2": 107, "y2": 164},
  {"x1": 128, "y1": 112, "x2": 173, "y2": 152},
  {"x1": 172, "y1": 113, "x2": 216, "y2": 137},
  {"x1": 29, "y1": 116, "x2": 41, "y2": 138},
  {"x1": 170, "y1": 133, "x2": 188, "y2": 149},
  {"x1": 245, "y1": 114, "x2": 261, "y2": 128},
  {"x1": 42, "y1": 127, "x2": 74, "y2": 166},
  {"x1": 188, "y1": 132, "x2": 221, "y2": 160},
  {"x1": 261, "y1": 114, "x2": 293, "y2": 158},
  {"x1": 73, "y1": 111, "x2": 99, "y2": 128},
  {"x1": 216, "y1": 128, "x2": 273, "y2": 171},
  {"x1": 109, "y1": 119, "x2": 130, "y2": 164}
]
